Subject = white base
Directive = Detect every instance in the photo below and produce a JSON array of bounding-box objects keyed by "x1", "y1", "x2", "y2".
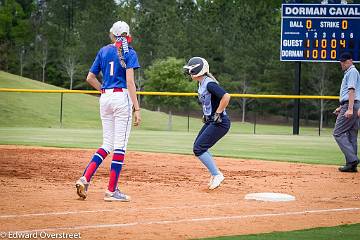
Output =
[{"x1": 244, "y1": 192, "x2": 295, "y2": 202}]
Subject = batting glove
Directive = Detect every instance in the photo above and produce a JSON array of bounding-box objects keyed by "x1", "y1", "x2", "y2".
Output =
[{"x1": 213, "y1": 113, "x2": 222, "y2": 124}]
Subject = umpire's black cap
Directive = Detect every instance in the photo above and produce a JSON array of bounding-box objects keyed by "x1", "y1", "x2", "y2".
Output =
[{"x1": 339, "y1": 52, "x2": 352, "y2": 62}]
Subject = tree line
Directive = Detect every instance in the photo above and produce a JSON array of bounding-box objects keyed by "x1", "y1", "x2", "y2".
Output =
[{"x1": 1, "y1": 0, "x2": 359, "y2": 126}]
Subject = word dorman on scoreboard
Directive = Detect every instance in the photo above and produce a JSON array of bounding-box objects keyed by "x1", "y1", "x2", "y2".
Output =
[{"x1": 281, "y1": 4, "x2": 360, "y2": 62}]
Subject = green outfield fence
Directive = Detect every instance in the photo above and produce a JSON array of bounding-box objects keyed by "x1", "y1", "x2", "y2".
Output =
[{"x1": 0, "y1": 88, "x2": 341, "y2": 135}]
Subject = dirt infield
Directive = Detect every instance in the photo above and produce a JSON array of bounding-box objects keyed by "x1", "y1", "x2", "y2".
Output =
[{"x1": 0, "y1": 145, "x2": 360, "y2": 240}]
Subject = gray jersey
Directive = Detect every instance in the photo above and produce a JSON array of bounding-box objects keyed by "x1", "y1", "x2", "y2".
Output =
[
  {"x1": 339, "y1": 65, "x2": 360, "y2": 102},
  {"x1": 198, "y1": 76, "x2": 216, "y2": 116}
]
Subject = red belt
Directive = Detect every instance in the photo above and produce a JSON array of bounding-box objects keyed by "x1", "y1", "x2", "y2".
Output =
[{"x1": 101, "y1": 88, "x2": 123, "y2": 93}]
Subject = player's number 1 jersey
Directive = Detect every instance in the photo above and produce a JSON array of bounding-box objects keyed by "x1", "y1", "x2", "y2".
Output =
[{"x1": 90, "y1": 44, "x2": 140, "y2": 89}]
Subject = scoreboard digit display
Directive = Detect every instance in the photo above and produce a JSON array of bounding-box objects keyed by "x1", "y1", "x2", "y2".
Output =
[{"x1": 281, "y1": 4, "x2": 360, "y2": 62}]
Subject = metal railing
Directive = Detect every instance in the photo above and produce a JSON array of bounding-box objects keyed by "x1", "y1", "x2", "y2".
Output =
[
  {"x1": 0, "y1": 88, "x2": 340, "y2": 134},
  {"x1": 0, "y1": 88, "x2": 340, "y2": 100}
]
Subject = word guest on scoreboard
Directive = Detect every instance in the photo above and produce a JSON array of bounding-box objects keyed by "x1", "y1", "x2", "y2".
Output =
[{"x1": 281, "y1": 4, "x2": 360, "y2": 62}]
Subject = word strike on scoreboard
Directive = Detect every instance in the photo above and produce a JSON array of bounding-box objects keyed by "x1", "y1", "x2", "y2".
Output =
[{"x1": 281, "y1": 4, "x2": 360, "y2": 62}]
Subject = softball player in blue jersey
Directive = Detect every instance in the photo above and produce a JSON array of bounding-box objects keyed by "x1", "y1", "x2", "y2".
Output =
[
  {"x1": 184, "y1": 57, "x2": 231, "y2": 190},
  {"x1": 76, "y1": 21, "x2": 141, "y2": 201}
]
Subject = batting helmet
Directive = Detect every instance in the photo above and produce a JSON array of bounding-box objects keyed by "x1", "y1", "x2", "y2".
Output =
[
  {"x1": 110, "y1": 21, "x2": 130, "y2": 37},
  {"x1": 183, "y1": 57, "x2": 209, "y2": 77}
]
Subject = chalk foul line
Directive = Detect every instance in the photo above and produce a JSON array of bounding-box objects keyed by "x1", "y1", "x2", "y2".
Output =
[{"x1": 9, "y1": 207, "x2": 360, "y2": 233}]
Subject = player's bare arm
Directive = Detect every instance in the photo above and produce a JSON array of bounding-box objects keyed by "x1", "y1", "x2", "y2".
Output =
[
  {"x1": 126, "y1": 68, "x2": 141, "y2": 126},
  {"x1": 86, "y1": 72, "x2": 102, "y2": 92},
  {"x1": 215, "y1": 93, "x2": 231, "y2": 114},
  {"x1": 345, "y1": 89, "x2": 355, "y2": 118}
]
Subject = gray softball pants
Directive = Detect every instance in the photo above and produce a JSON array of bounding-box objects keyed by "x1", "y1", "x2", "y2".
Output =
[{"x1": 333, "y1": 102, "x2": 360, "y2": 165}]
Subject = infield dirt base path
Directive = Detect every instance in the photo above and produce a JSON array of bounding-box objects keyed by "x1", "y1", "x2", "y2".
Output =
[{"x1": 0, "y1": 145, "x2": 360, "y2": 240}]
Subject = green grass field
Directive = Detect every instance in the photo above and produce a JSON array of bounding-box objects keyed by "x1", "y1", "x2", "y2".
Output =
[
  {"x1": 0, "y1": 71, "x2": 344, "y2": 165},
  {"x1": 0, "y1": 71, "x2": 356, "y2": 238},
  {"x1": 0, "y1": 127, "x2": 344, "y2": 165},
  {"x1": 201, "y1": 223, "x2": 360, "y2": 240}
]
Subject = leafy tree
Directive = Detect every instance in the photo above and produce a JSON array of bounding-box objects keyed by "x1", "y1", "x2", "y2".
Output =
[
  {"x1": 0, "y1": 0, "x2": 349, "y2": 124},
  {"x1": 144, "y1": 57, "x2": 197, "y2": 112},
  {"x1": 0, "y1": 0, "x2": 33, "y2": 73}
]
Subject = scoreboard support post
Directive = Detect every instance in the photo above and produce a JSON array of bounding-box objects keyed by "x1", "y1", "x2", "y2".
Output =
[{"x1": 293, "y1": 62, "x2": 301, "y2": 135}]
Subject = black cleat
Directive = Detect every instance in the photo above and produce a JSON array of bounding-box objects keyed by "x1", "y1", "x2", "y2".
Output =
[{"x1": 338, "y1": 161, "x2": 359, "y2": 172}]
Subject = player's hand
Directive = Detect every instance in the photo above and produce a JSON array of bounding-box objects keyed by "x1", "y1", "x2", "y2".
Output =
[
  {"x1": 133, "y1": 110, "x2": 141, "y2": 126},
  {"x1": 213, "y1": 112, "x2": 222, "y2": 124},
  {"x1": 333, "y1": 107, "x2": 341, "y2": 115},
  {"x1": 345, "y1": 108, "x2": 353, "y2": 119},
  {"x1": 202, "y1": 115, "x2": 206, "y2": 123}
]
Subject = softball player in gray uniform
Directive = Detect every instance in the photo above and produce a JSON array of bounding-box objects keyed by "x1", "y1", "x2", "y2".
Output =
[
  {"x1": 184, "y1": 57, "x2": 231, "y2": 189},
  {"x1": 333, "y1": 52, "x2": 360, "y2": 172}
]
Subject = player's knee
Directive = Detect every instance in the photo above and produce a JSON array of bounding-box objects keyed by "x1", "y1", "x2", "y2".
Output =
[
  {"x1": 113, "y1": 144, "x2": 126, "y2": 152},
  {"x1": 193, "y1": 144, "x2": 205, "y2": 157},
  {"x1": 101, "y1": 145, "x2": 113, "y2": 153}
]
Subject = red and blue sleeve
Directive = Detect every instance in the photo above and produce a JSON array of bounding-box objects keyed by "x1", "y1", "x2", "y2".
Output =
[
  {"x1": 89, "y1": 51, "x2": 102, "y2": 75},
  {"x1": 125, "y1": 49, "x2": 140, "y2": 70}
]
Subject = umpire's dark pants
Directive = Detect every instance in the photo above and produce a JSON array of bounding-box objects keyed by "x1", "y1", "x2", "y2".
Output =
[
  {"x1": 333, "y1": 102, "x2": 360, "y2": 165},
  {"x1": 193, "y1": 116, "x2": 231, "y2": 157}
]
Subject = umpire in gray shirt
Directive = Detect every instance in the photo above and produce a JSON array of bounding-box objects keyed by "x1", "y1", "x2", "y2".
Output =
[{"x1": 333, "y1": 52, "x2": 360, "y2": 172}]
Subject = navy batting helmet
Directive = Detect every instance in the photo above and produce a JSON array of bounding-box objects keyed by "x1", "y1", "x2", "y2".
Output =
[{"x1": 183, "y1": 57, "x2": 209, "y2": 77}]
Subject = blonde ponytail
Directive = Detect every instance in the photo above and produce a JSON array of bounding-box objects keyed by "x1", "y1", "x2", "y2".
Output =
[
  {"x1": 112, "y1": 35, "x2": 127, "y2": 69},
  {"x1": 117, "y1": 46, "x2": 126, "y2": 68},
  {"x1": 205, "y1": 72, "x2": 219, "y2": 84}
]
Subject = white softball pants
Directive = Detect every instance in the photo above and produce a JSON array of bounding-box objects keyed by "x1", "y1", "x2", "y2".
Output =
[{"x1": 99, "y1": 89, "x2": 133, "y2": 153}]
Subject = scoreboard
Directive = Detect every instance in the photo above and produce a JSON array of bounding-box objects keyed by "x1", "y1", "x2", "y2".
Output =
[{"x1": 281, "y1": 4, "x2": 360, "y2": 62}]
